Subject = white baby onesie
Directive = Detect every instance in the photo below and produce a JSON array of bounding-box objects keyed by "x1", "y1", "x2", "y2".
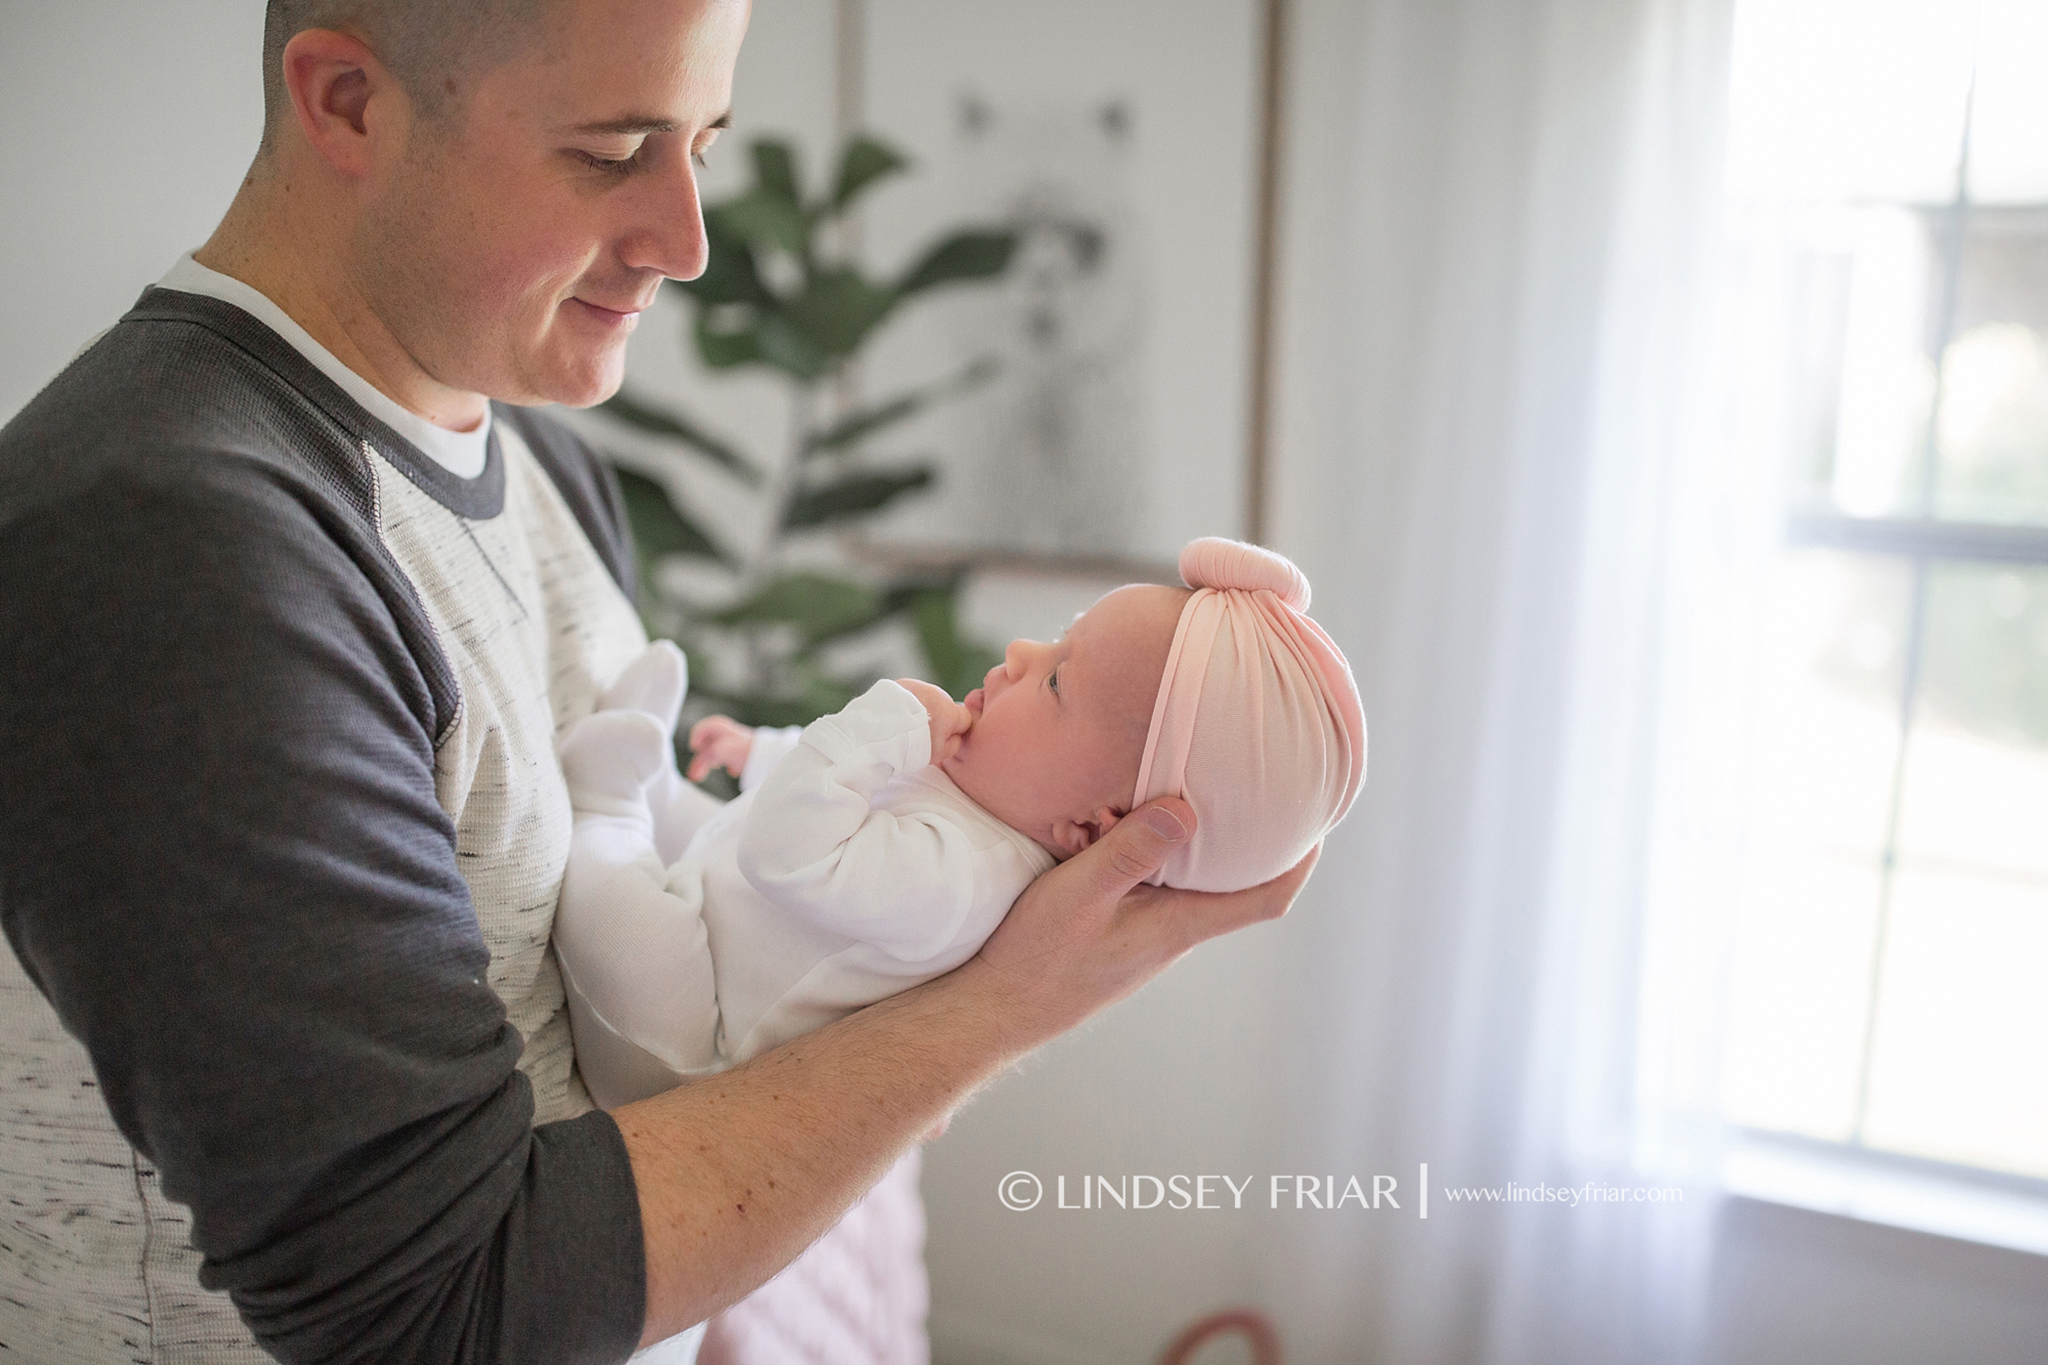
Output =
[{"x1": 554, "y1": 645, "x2": 1055, "y2": 1109}]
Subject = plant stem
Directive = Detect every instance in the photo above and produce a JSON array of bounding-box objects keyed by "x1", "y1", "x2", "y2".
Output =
[{"x1": 743, "y1": 381, "x2": 819, "y2": 696}]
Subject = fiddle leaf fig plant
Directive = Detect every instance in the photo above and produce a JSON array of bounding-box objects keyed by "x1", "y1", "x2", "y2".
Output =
[{"x1": 598, "y1": 133, "x2": 1015, "y2": 767}]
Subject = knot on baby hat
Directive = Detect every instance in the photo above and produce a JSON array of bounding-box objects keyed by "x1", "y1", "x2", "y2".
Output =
[{"x1": 1133, "y1": 538, "x2": 1366, "y2": 891}]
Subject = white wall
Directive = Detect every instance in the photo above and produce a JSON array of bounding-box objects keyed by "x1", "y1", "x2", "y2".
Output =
[
  {"x1": 0, "y1": 1, "x2": 267, "y2": 423},
  {"x1": 1701, "y1": 1199, "x2": 2048, "y2": 1364}
]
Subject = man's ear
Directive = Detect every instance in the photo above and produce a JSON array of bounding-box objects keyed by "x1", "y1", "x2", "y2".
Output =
[
  {"x1": 280, "y1": 29, "x2": 404, "y2": 179},
  {"x1": 1049, "y1": 805, "x2": 1127, "y2": 859}
]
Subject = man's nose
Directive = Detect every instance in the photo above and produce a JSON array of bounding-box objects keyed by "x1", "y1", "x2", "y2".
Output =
[{"x1": 621, "y1": 152, "x2": 711, "y2": 282}]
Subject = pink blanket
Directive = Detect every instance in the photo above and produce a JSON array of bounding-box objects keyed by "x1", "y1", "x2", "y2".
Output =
[{"x1": 699, "y1": 1146, "x2": 930, "y2": 1365}]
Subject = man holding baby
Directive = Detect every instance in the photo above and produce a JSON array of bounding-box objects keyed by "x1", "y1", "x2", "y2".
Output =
[{"x1": 0, "y1": 2, "x2": 1318, "y2": 1362}]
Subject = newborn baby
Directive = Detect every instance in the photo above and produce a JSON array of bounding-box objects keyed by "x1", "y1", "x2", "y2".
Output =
[{"x1": 554, "y1": 537, "x2": 1366, "y2": 1108}]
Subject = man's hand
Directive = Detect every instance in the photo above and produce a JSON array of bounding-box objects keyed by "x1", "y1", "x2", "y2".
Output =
[
  {"x1": 894, "y1": 678, "x2": 973, "y2": 766},
  {"x1": 686, "y1": 714, "x2": 755, "y2": 783},
  {"x1": 965, "y1": 799, "x2": 1318, "y2": 1048},
  {"x1": 617, "y1": 795, "x2": 1316, "y2": 1345}
]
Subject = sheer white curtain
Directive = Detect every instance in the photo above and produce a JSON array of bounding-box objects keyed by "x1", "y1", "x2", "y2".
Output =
[{"x1": 1260, "y1": 0, "x2": 1737, "y2": 1360}]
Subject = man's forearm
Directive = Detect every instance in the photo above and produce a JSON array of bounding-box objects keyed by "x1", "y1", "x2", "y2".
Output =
[
  {"x1": 619, "y1": 797, "x2": 1310, "y2": 1349},
  {"x1": 616, "y1": 956, "x2": 1028, "y2": 1346}
]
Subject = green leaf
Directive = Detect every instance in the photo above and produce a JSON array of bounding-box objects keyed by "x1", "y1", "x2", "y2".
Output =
[
  {"x1": 802, "y1": 357, "x2": 999, "y2": 456},
  {"x1": 908, "y1": 588, "x2": 1004, "y2": 699},
  {"x1": 614, "y1": 467, "x2": 725, "y2": 564},
  {"x1": 714, "y1": 571, "x2": 884, "y2": 644},
  {"x1": 782, "y1": 266, "x2": 900, "y2": 362},
  {"x1": 599, "y1": 390, "x2": 762, "y2": 485},
  {"x1": 880, "y1": 573, "x2": 962, "y2": 616},
  {"x1": 688, "y1": 764, "x2": 741, "y2": 802},
  {"x1": 782, "y1": 467, "x2": 935, "y2": 529},
  {"x1": 694, "y1": 310, "x2": 764, "y2": 369},
  {"x1": 687, "y1": 687, "x2": 829, "y2": 731},
  {"x1": 896, "y1": 230, "x2": 1018, "y2": 298},
  {"x1": 676, "y1": 641, "x2": 718, "y2": 699},
  {"x1": 806, "y1": 392, "x2": 922, "y2": 455},
  {"x1": 832, "y1": 136, "x2": 910, "y2": 209},
  {"x1": 793, "y1": 664, "x2": 863, "y2": 717},
  {"x1": 671, "y1": 222, "x2": 769, "y2": 306},
  {"x1": 752, "y1": 312, "x2": 832, "y2": 381},
  {"x1": 714, "y1": 189, "x2": 811, "y2": 258},
  {"x1": 753, "y1": 140, "x2": 802, "y2": 206}
]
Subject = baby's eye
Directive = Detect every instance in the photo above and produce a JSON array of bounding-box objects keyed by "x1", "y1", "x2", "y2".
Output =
[{"x1": 1047, "y1": 668, "x2": 1060, "y2": 696}]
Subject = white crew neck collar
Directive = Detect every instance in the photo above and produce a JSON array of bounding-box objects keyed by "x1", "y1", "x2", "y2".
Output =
[{"x1": 155, "y1": 254, "x2": 490, "y2": 480}]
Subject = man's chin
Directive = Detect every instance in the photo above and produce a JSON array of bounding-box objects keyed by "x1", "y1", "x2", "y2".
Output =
[{"x1": 523, "y1": 345, "x2": 629, "y2": 410}]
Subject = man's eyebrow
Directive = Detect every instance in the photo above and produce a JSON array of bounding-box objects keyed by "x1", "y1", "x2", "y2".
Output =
[{"x1": 570, "y1": 110, "x2": 733, "y2": 136}]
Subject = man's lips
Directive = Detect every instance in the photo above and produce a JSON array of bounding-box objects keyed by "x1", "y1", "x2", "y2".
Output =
[{"x1": 569, "y1": 296, "x2": 651, "y2": 325}]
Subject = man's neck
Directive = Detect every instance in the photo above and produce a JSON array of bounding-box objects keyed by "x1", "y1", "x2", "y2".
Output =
[{"x1": 195, "y1": 184, "x2": 489, "y2": 434}]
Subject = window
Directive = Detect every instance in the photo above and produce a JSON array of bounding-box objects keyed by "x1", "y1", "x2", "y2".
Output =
[{"x1": 1711, "y1": 0, "x2": 2048, "y2": 1196}]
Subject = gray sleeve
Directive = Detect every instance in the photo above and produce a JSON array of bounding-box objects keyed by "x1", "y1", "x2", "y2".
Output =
[{"x1": 0, "y1": 460, "x2": 646, "y2": 1365}]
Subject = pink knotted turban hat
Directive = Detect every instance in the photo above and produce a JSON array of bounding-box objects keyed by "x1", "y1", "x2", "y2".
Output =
[{"x1": 1133, "y1": 538, "x2": 1367, "y2": 891}]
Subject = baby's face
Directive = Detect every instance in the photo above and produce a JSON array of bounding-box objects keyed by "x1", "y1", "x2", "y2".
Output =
[{"x1": 940, "y1": 584, "x2": 1190, "y2": 859}]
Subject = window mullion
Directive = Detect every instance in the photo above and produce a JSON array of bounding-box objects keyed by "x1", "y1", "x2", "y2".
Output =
[
  {"x1": 1849, "y1": 552, "x2": 1931, "y2": 1149},
  {"x1": 1849, "y1": 25, "x2": 1979, "y2": 1151},
  {"x1": 1786, "y1": 514, "x2": 2048, "y2": 562}
]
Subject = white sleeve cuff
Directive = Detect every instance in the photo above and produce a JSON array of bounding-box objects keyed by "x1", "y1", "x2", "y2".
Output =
[
  {"x1": 800, "y1": 679, "x2": 933, "y2": 771},
  {"x1": 738, "y1": 724, "x2": 806, "y2": 793}
]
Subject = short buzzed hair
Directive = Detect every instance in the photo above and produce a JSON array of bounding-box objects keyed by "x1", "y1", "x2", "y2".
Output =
[{"x1": 260, "y1": 0, "x2": 552, "y2": 149}]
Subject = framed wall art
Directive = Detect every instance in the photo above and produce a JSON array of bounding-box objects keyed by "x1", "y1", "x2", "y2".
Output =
[{"x1": 842, "y1": 0, "x2": 1291, "y2": 576}]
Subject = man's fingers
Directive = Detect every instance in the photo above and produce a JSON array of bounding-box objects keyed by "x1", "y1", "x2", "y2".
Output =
[
  {"x1": 1150, "y1": 842, "x2": 1320, "y2": 951},
  {"x1": 1073, "y1": 796, "x2": 1196, "y2": 900}
]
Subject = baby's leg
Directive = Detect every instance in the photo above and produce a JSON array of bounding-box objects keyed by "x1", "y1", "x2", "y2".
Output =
[
  {"x1": 557, "y1": 710, "x2": 725, "y2": 1108},
  {"x1": 557, "y1": 838, "x2": 723, "y2": 1107},
  {"x1": 597, "y1": 639, "x2": 727, "y2": 862},
  {"x1": 647, "y1": 763, "x2": 727, "y2": 865}
]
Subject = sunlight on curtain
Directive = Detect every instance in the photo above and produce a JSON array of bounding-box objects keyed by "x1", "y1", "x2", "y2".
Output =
[
  {"x1": 1262, "y1": 0, "x2": 1736, "y2": 1361},
  {"x1": 1660, "y1": 0, "x2": 2048, "y2": 1203}
]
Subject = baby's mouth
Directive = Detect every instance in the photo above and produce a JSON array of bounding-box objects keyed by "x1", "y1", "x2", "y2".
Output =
[{"x1": 964, "y1": 687, "x2": 985, "y2": 716}]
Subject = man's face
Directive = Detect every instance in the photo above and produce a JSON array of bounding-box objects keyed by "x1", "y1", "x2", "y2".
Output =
[{"x1": 357, "y1": 0, "x2": 750, "y2": 408}]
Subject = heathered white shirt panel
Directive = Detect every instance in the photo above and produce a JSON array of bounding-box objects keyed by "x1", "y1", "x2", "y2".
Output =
[{"x1": 365, "y1": 429, "x2": 649, "y2": 1120}]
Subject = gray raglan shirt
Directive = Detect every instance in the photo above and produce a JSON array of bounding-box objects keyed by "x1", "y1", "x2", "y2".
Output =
[{"x1": 0, "y1": 288, "x2": 653, "y2": 1363}]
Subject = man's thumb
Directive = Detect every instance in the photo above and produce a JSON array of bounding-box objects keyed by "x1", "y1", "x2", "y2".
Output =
[{"x1": 1086, "y1": 797, "x2": 1195, "y2": 895}]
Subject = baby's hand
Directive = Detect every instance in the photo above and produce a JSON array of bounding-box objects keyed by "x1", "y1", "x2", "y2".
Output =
[
  {"x1": 895, "y1": 678, "x2": 973, "y2": 765},
  {"x1": 686, "y1": 714, "x2": 755, "y2": 783}
]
